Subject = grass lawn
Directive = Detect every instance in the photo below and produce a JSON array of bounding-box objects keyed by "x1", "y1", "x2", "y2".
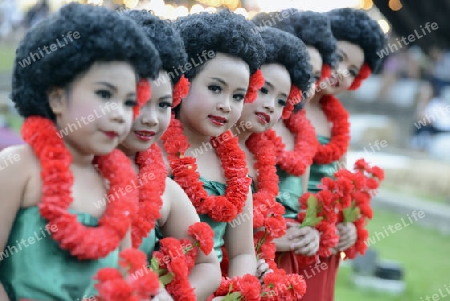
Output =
[
  {"x1": 335, "y1": 208, "x2": 450, "y2": 301},
  {"x1": 0, "y1": 44, "x2": 16, "y2": 73},
  {"x1": 381, "y1": 182, "x2": 447, "y2": 205}
]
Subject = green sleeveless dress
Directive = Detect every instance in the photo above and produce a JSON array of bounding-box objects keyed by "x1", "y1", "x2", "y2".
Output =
[
  {"x1": 276, "y1": 166, "x2": 302, "y2": 219},
  {"x1": 198, "y1": 177, "x2": 228, "y2": 263},
  {"x1": 0, "y1": 207, "x2": 119, "y2": 301},
  {"x1": 308, "y1": 135, "x2": 339, "y2": 193}
]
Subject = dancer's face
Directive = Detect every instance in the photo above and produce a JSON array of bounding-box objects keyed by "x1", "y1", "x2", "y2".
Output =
[
  {"x1": 322, "y1": 41, "x2": 364, "y2": 95},
  {"x1": 119, "y1": 71, "x2": 173, "y2": 155},
  {"x1": 49, "y1": 61, "x2": 136, "y2": 156},
  {"x1": 179, "y1": 53, "x2": 250, "y2": 137},
  {"x1": 237, "y1": 63, "x2": 290, "y2": 133}
]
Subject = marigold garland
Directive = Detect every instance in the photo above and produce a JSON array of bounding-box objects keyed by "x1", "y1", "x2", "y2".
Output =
[
  {"x1": 161, "y1": 114, "x2": 252, "y2": 222},
  {"x1": 172, "y1": 75, "x2": 190, "y2": 108},
  {"x1": 312, "y1": 94, "x2": 350, "y2": 164},
  {"x1": 21, "y1": 116, "x2": 138, "y2": 260},
  {"x1": 135, "y1": 79, "x2": 152, "y2": 118},
  {"x1": 265, "y1": 110, "x2": 319, "y2": 176},
  {"x1": 244, "y1": 69, "x2": 265, "y2": 103},
  {"x1": 131, "y1": 144, "x2": 166, "y2": 248}
]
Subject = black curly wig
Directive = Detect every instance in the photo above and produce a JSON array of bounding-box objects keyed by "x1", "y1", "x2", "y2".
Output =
[
  {"x1": 327, "y1": 8, "x2": 387, "y2": 72},
  {"x1": 173, "y1": 9, "x2": 266, "y2": 80},
  {"x1": 122, "y1": 9, "x2": 187, "y2": 85},
  {"x1": 252, "y1": 9, "x2": 338, "y2": 69},
  {"x1": 12, "y1": 3, "x2": 162, "y2": 120},
  {"x1": 258, "y1": 27, "x2": 312, "y2": 96}
]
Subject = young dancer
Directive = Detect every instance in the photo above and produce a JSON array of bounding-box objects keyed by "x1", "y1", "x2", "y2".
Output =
[
  {"x1": 159, "y1": 9, "x2": 266, "y2": 298},
  {"x1": 307, "y1": 8, "x2": 386, "y2": 301},
  {"x1": 118, "y1": 10, "x2": 221, "y2": 300},
  {"x1": 230, "y1": 24, "x2": 312, "y2": 273},
  {"x1": 253, "y1": 10, "x2": 340, "y2": 301},
  {"x1": 0, "y1": 3, "x2": 162, "y2": 300}
]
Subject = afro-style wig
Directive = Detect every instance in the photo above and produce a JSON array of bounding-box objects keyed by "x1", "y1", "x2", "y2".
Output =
[
  {"x1": 12, "y1": 2, "x2": 162, "y2": 120},
  {"x1": 252, "y1": 9, "x2": 338, "y2": 69},
  {"x1": 122, "y1": 9, "x2": 187, "y2": 86},
  {"x1": 327, "y1": 8, "x2": 387, "y2": 73},
  {"x1": 258, "y1": 27, "x2": 312, "y2": 98},
  {"x1": 257, "y1": 27, "x2": 313, "y2": 117},
  {"x1": 173, "y1": 9, "x2": 266, "y2": 80}
]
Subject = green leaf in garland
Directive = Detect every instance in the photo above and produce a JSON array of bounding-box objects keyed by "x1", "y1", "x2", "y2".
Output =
[
  {"x1": 222, "y1": 292, "x2": 241, "y2": 301},
  {"x1": 300, "y1": 195, "x2": 323, "y2": 228},
  {"x1": 150, "y1": 256, "x2": 159, "y2": 272},
  {"x1": 159, "y1": 272, "x2": 174, "y2": 286}
]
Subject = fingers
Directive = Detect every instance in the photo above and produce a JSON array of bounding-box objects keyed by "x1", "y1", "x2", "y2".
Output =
[
  {"x1": 256, "y1": 262, "x2": 269, "y2": 277},
  {"x1": 287, "y1": 226, "x2": 313, "y2": 240},
  {"x1": 286, "y1": 221, "x2": 301, "y2": 228}
]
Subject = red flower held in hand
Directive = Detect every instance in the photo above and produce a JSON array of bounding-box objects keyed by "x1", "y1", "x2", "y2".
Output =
[{"x1": 188, "y1": 222, "x2": 215, "y2": 255}]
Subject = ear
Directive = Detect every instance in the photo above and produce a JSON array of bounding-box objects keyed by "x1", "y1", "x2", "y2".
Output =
[{"x1": 47, "y1": 87, "x2": 66, "y2": 115}]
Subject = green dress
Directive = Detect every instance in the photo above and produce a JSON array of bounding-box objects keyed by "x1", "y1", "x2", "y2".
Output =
[
  {"x1": 198, "y1": 177, "x2": 228, "y2": 263},
  {"x1": 0, "y1": 207, "x2": 119, "y2": 301},
  {"x1": 276, "y1": 166, "x2": 302, "y2": 220},
  {"x1": 308, "y1": 135, "x2": 339, "y2": 193}
]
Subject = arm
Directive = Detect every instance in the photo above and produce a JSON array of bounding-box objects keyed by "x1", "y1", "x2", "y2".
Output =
[
  {"x1": 0, "y1": 146, "x2": 32, "y2": 301},
  {"x1": 301, "y1": 166, "x2": 311, "y2": 194},
  {"x1": 224, "y1": 189, "x2": 257, "y2": 277},
  {"x1": 159, "y1": 178, "x2": 221, "y2": 301}
]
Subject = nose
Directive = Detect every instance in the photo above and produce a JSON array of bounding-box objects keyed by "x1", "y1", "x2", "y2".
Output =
[
  {"x1": 109, "y1": 102, "x2": 126, "y2": 124},
  {"x1": 216, "y1": 97, "x2": 231, "y2": 113},
  {"x1": 264, "y1": 99, "x2": 275, "y2": 113},
  {"x1": 141, "y1": 109, "x2": 158, "y2": 127}
]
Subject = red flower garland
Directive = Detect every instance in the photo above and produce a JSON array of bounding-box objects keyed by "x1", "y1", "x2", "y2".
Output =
[
  {"x1": 312, "y1": 94, "x2": 350, "y2": 164},
  {"x1": 94, "y1": 248, "x2": 160, "y2": 301},
  {"x1": 282, "y1": 85, "x2": 303, "y2": 119},
  {"x1": 21, "y1": 116, "x2": 138, "y2": 260},
  {"x1": 245, "y1": 69, "x2": 265, "y2": 103},
  {"x1": 135, "y1": 79, "x2": 152, "y2": 118},
  {"x1": 265, "y1": 110, "x2": 319, "y2": 176},
  {"x1": 172, "y1": 75, "x2": 190, "y2": 108},
  {"x1": 348, "y1": 63, "x2": 372, "y2": 91},
  {"x1": 161, "y1": 114, "x2": 252, "y2": 222},
  {"x1": 131, "y1": 144, "x2": 166, "y2": 248}
]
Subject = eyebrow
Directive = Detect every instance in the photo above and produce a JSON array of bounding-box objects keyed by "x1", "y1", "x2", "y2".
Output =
[
  {"x1": 160, "y1": 95, "x2": 173, "y2": 101},
  {"x1": 266, "y1": 80, "x2": 288, "y2": 97},
  {"x1": 95, "y1": 81, "x2": 136, "y2": 97},
  {"x1": 211, "y1": 77, "x2": 247, "y2": 92}
]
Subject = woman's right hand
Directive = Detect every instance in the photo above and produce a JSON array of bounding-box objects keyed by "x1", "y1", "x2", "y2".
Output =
[{"x1": 151, "y1": 288, "x2": 174, "y2": 301}]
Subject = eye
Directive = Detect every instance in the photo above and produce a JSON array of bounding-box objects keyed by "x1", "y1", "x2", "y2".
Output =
[
  {"x1": 208, "y1": 85, "x2": 222, "y2": 94},
  {"x1": 96, "y1": 90, "x2": 112, "y2": 99},
  {"x1": 260, "y1": 87, "x2": 269, "y2": 94},
  {"x1": 125, "y1": 99, "x2": 138, "y2": 107},
  {"x1": 233, "y1": 94, "x2": 245, "y2": 102},
  {"x1": 278, "y1": 99, "x2": 287, "y2": 107},
  {"x1": 314, "y1": 75, "x2": 321, "y2": 82},
  {"x1": 159, "y1": 101, "x2": 172, "y2": 109},
  {"x1": 349, "y1": 69, "x2": 358, "y2": 77},
  {"x1": 337, "y1": 54, "x2": 344, "y2": 62}
]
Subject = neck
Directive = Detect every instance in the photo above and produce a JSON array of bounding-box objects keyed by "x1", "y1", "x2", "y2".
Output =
[
  {"x1": 232, "y1": 125, "x2": 253, "y2": 144},
  {"x1": 309, "y1": 92, "x2": 323, "y2": 106},
  {"x1": 64, "y1": 141, "x2": 95, "y2": 167},
  {"x1": 117, "y1": 144, "x2": 137, "y2": 163},
  {"x1": 178, "y1": 118, "x2": 212, "y2": 149}
]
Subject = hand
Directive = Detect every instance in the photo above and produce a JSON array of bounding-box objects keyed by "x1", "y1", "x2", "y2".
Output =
[
  {"x1": 334, "y1": 222, "x2": 357, "y2": 252},
  {"x1": 285, "y1": 223, "x2": 320, "y2": 256},
  {"x1": 256, "y1": 258, "x2": 273, "y2": 283},
  {"x1": 152, "y1": 288, "x2": 174, "y2": 301}
]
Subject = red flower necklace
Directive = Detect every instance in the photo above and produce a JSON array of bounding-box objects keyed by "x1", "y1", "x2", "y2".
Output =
[
  {"x1": 161, "y1": 114, "x2": 251, "y2": 222},
  {"x1": 246, "y1": 133, "x2": 285, "y2": 237},
  {"x1": 21, "y1": 116, "x2": 138, "y2": 260},
  {"x1": 265, "y1": 110, "x2": 319, "y2": 176},
  {"x1": 131, "y1": 143, "x2": 166, "y2": 248},
  {"x1": 312, "y1": 94, "x2": 350, "y2": 164}
]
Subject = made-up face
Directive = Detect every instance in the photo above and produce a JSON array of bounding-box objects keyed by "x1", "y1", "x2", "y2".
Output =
[
  {"x1": 178, "y1": 53, "x2": 250, "y2": 138},
  {"x1": 305, "y1": 46, "x2": 323, "y2": 103},
  {"x1": 119, "y1": 71, "x2": 173, "y2": 155},
  {"x1": 322, "y1": 40, "x2": 364, "y2": 95},
  {"x1": 49, "y1": 61, "x2": 137, "y2": 156},
  {"x1": 238, "y1": 63, "x2": 291, "y2": 133}
]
